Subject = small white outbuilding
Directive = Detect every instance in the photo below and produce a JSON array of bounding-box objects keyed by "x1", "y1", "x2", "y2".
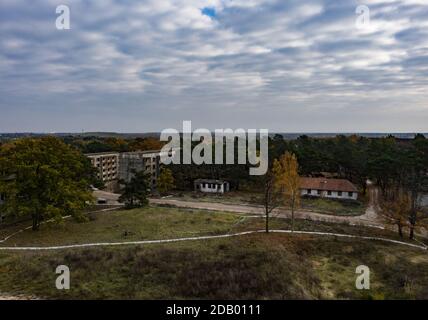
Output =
[{"x1": 194, "y1": 179, "x2": 230, "y2": 194}]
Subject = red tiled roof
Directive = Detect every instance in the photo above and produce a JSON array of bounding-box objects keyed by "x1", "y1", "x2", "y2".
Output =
[{"x1": 299, "y1": 177, "x2": 358, "y2": 192}]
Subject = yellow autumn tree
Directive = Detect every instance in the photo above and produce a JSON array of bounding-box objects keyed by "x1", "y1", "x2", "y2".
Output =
[
  {"x1": 273, "y1": 152, "x2": 300, "y2": 232},
  {"x1": 157, "y1": 167, "x2": 175, "y2": 195}
]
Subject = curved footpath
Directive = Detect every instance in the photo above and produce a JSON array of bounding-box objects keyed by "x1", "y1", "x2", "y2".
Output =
[{"x1": 0, "y1": 229, "x2": 426, "y2": 251}]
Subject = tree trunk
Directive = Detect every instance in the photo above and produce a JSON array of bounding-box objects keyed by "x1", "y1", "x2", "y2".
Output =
[
  {"x1": 265, "y1": 210, "x2": 269, "y2": 233},
  {"x1": 291, "y1": 200, "x2": 295, "y2": 232},
  {"x1": 408, "y1": 190, "x2": 418, "y2": 240},
  {"x1": 32, "y1": 213, "x2": 39, "y2": 231},
  {"x1": 409, "y1": 225, "x2": 415, "y2": 240},
  {"x1": 398, "y1": 224, "x2": 403, "y2": 238}
]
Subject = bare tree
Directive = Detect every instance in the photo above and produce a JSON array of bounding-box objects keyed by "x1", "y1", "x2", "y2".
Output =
[
  {"x1": 379, "y1": 187, "x2": 410, "y2": 238},
  {"x1": 263, "y1": 170, "x2": 280, "y2": 233},
  {"x1": 408, "y1": 191, "x2": 428, "y2": 240},
  {"x1": 379, "y1": 186, "x2": 428, "y2": 239}
]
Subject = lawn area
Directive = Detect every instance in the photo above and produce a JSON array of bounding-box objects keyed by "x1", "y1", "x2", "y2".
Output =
[
  {"x1": 0, "y1": 206, "x2": 243, "y2": 247},
  {"x1": 300, "y1": 197, "x2": 366, "y2": 216}
]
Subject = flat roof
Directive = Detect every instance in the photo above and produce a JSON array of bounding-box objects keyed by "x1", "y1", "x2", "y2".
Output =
[
  {"x1": 195, "y1": 179, "x2": 228, "y2": 184},
  {"x1": 122, "y1": 150, "x2": 162, "y2": 155},
  {"x1": 84, "y1": 152, "x2": 120, "y2": 156}
]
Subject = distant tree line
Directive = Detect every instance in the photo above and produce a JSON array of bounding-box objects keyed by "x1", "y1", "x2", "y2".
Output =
[
  {"x1": 61, "y1": 136, "x2": 165, "y2": 154},
  {"x1": 168, "y1": 134, "x2": 428, "y2": 194}
]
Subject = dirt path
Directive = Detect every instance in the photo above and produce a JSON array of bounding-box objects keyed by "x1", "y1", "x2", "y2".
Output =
[
  {"x1": 150, "y1": 187, "x2": 384, "y2": 229},
  {"x1": 92, "y1": 187, "x2": 383, "y2": 228}
]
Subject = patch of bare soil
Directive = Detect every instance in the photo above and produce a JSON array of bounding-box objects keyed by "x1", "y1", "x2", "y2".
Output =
[{"x1": 0, "y1": 293, "x2": 39, "y2": 300}]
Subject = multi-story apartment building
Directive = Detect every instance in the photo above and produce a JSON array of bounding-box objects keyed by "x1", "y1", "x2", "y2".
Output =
[
  {"x1": 85, "y1": 152, "x2": 120, "y2": 185},
  {"x1": 119, "y1": 150, "x2": 161, "y2": 189},
  {"x1": 86, "y1": 149, "x2": 176, "y2": 191}
]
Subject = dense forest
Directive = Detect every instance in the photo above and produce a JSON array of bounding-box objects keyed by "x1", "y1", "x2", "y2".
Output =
[{"x1": 167, "y1": 134, "x2": 428, "y2": 195}]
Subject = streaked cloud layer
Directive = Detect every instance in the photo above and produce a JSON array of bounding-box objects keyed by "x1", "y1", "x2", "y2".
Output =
[{"x1": 0, "y1": 0, "x2": 427, "y2": 132}]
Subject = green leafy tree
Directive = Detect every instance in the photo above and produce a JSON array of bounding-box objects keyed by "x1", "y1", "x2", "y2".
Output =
[
  {"x1": 367, "y1": 137, "x2": 404, "y2": 196},
  {"x1": 119, "y1": 170, "x2": 150, "y2": 208},
  {"x1": 0, "y1": 137, "x2": 94, "y2": 230},
  {"x1": 157, "y1": 167, "x2": 175, "y2": 195}
]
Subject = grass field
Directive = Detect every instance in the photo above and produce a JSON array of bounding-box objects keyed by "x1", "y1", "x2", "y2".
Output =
[
  {"x1": 0, "y1": 207, "x2": 242, "y2": 247},
  {"x1": 300, "y1": 197, "x2": 366, "y2": 216},
  {"x1": 1, "y1": 206, "x2": 427, "y2": 299},
  {"x1": 171, "y1": 191, "x2": 262, "y2": 205},
  {"x1": 0, "y1": 205, "x2": 415, "y2": 247}
]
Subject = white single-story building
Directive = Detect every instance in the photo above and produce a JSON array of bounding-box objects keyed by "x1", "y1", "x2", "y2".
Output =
[
  {"x1": 194, "y1": 179, "x2": 230, "y2": 194},
  {"x1": 300, "y1": 177, "x2": 358, "y2": 200}
]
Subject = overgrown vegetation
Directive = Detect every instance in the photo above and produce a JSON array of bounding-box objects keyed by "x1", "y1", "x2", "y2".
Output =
[{"x1": 1, "y1": 233, "x2": 428, "y2": 299}]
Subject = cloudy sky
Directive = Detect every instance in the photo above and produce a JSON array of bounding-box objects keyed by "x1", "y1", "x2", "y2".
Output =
[{"x1": 0, "y1": 0, "x2": 427, "y2": 133}]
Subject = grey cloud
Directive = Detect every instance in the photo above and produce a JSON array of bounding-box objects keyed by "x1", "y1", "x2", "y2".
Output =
[{"x1": 0, "y1": 0, "x2": 427, "y2": 132}]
